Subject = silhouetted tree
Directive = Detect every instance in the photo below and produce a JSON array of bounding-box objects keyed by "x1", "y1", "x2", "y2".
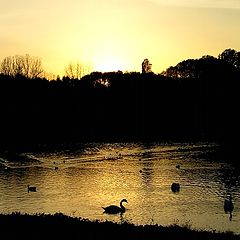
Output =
[
  {"x1": 142, "y1": 59, "x2": 152, "y2": 74},
  {"x1": 0, "y1": 54, "x2": 44, "y2": 78},
  {"x1": 0, "y1": 49, "x2": 239, "y2": 151},
  {"x1": 64, "y1": 62, "x2": 91, "y2": 79},
  {"x1": 161, "y1": 54, "x2": 233, "y2": 80},
  {"x1": 218, "y1": 48, "x2": 240, "y2": 69}
]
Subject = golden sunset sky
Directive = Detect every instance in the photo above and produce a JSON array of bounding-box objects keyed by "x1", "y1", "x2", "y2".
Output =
[{"x1": 1, "y1": 0, "x2": 240, "y2": 76}]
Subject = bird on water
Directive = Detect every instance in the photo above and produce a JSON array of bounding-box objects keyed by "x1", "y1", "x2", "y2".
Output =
[
  {"x1": 224, "y1": 195, "x2": 234, "y2": 220},
  {"x1": 171, "y1": 182, "x2": 180, "y2": 192},
  {"x1": 102, "y1": 199, "x2": 128, "y2": 214},
  {"x1": 27, "y1": 185, "x2": 37, "y2": 193}
]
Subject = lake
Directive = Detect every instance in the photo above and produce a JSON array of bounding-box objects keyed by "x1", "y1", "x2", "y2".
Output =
[{"x1": 0, "y1": 142, "x2": 239, "y2": 234}]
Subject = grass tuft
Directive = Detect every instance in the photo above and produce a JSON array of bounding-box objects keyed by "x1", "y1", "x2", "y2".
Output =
[{"x1": 0, "y1": 212, "x2": 239, "y2": 240}]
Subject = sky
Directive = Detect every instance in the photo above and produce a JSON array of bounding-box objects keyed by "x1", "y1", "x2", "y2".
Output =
[{"x1": 1, "y1": 0, "x2": 240, "y2": 76}]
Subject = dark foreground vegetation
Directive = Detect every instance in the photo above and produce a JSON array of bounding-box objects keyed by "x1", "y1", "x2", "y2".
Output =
[
  {"x1": 0, "y1": 49, "x2": 239, "y2": 160},
  {"x1": 0, "y1": 212, "x2": 239, "y2": 240}
]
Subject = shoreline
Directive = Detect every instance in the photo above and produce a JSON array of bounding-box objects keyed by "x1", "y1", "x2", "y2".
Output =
[{"x1": 0, "y1": 212, "x2": 239, "y2": 240}]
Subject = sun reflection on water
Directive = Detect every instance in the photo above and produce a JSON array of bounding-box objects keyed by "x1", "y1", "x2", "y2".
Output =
[{"x1": 0, "y1": 142, "x2": 239, "y2": 233}]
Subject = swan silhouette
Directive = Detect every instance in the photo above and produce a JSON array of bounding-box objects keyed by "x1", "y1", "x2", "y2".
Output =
[
  {"x1": 102, "y1": 199, "x2": 128, "y2": 214},
  {"x1": 27, "y1": 185, "x2": 37, "y2": 193},
  {"x1": 224, "y1": 195, "x2": 234, "y2": 220},
  {"x1": 171, "y1": 182, "x2": 180, "y2": 192}
]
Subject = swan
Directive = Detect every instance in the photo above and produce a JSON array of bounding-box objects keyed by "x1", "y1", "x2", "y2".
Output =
[
  {"x1": 171, "y1": 182, "x2": 180, "y2": 192},
  {"x1": 27, "y1": 185, "x2": 37, "y2": 193},
  {"x1": 102, "y1": 199, "x2": 128, "y2": 214},
  {"x1": 224, "y1": 196, "x2": 234, "y2": 212},
  {"x1": 224, "y1": 196, "x2": 234, "y2": 221}
]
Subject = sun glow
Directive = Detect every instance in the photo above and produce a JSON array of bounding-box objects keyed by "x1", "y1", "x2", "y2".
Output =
[
  {"x1": 94, "y1": 58, "x2": 124, "y2": 72},
  {"x1": 0, "y1": 0, "x2": 240, "y2": 77},
  {"x1": 91, "y1": 47, "x2": 129, "y2": 73}
]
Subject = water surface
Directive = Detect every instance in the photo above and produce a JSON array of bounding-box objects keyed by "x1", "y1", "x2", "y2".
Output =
[{"x1": 0, "y1": 142, "x2": 239, "y2": 233}]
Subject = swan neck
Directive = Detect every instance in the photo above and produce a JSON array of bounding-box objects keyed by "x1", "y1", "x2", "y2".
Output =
[{"x1": 120, "y1": 201, "x2": 125, "y2": 210}]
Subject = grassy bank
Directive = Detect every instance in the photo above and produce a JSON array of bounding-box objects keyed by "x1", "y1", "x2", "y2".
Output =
[{"x1": 0, "y1": 212, "x2": 239, "y2": 240}]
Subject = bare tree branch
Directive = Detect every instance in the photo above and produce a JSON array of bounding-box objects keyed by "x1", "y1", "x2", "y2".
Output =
[
  {"x1": 65, "y1": 62, "x2": 92, "y2": 79},
  {"x1": 0, "y1": 54, "x2": 44, "y2": 78}
]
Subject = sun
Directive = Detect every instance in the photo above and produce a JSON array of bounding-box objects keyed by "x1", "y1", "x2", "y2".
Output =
[{"x1": 93, "y1": 57, "x2": 125, "y2": 73}]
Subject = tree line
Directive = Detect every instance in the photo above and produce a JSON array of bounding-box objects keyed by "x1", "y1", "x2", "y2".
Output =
[{"x1": 0, "y1": 49, "x2": 239, "y2": 153}]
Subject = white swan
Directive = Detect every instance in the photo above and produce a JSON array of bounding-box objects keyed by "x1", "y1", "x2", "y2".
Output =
[
  {"x1": 102, "y1": 199, "x2": 128, "y2": 214},
  {"x1": 27, "y1": 185, "x2": 37, "y2": 193}
]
